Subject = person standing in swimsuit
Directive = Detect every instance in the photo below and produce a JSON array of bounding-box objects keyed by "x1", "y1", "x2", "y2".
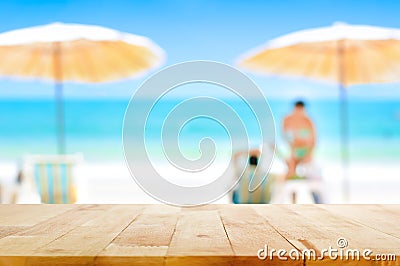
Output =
[{"x1": 283, "y1": 100, "x2": 316, "y2": 179}]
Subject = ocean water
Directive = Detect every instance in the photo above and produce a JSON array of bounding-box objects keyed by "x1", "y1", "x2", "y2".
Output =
[{"x1": 1, "y1": 98, "x2": 400, "y2": 163}]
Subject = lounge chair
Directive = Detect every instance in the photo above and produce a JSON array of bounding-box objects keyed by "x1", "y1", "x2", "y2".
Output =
[
  {"x1": 17, "y1": 154, "x2": 83, "y2": 203},
  {"x1": 232, "y1": 148, "x2": 275, "y2": 204}
]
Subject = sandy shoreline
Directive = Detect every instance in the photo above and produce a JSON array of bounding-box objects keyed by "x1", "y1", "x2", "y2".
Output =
[{"x1": 1, "y1": 160, "x2": 399, "y2": 204}]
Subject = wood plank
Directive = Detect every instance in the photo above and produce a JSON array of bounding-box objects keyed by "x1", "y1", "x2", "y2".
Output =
[
  {"x1": 110, "y1": 205, "x2": 179, "y2": 246},
  {"x1": 165, "y1": 208, "x2": 233, "y2": 265},
  {"x1": 0, "y1": 205, "x2": 107, "y2": 256},
  {"x1": 26, "y1": 256, "x2": 94, "y2": 266},
  {"x1": 284, "y1": 205, "x2": 400, "y2": 253},
  {"x1": 0, "y1": 226, "x2": 30, "y2": 239},
  {"x1": 283, "y1": 205, "x2": 400, "y2": 265},
  {"x1": 253, "y1": 205, "x2": 400, "y2": 265},
  {"x1": 96, "y1": 246, "x2": 168, "y2": 266},
  {"x1": 35, "y1": 205, "x2": 143, "y2": 257},
  {"x1": 96, "y1": 205, "x2": 179, "y2": 266},
  {"x1": 219, "y1": 204, "x2": 302, "y2": 265},
  {"x1": 379, "y1": 205, "x2": 400, "y2": 216},
  {"x1": 0, "y1": 204, "x2": 398, "y2": 266},
  {"x1": 254, "y1": 205, "x2": 340, "y2": 254},
  {"x1": 0, "y1": 256, "x2": 27, "y2": 266},
  {"x1": 0, "y1": 204, "x2": 76, "y2": 227},
  {"x1": 318, "y1": 205, "x2": 400, "y2": 239}
]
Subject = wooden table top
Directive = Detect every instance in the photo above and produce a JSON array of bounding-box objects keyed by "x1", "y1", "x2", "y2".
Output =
[{"x1": 0, "y1": 204, "x2": 399, "y2": 265}]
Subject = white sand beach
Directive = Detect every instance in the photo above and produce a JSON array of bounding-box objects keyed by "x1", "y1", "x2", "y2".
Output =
[{"x1": 1, "y1": 160, "x2": 399, "y2": 204}]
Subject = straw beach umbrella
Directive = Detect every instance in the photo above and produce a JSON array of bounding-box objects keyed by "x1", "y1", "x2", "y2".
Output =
[
  {"x1": 0, "y1": 22, "x2": 165, "y2": 154},
  {"x1": 238, "y1": 22, "x2": 400, "y2": 201}
]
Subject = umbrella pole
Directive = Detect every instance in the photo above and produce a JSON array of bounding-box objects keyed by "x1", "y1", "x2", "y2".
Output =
[
  {"x1": 339, "y1": 84, "x2": 349, "y2": 202},
  {"x1": 53, "y1": 42, "x2": 65, "y2": 154},
  {"x1": 338, "y1": 40, "x2": 350, "y2": 202},
  {"x1": 55, "y1": 82, "x2": 65, "y2": 154}
]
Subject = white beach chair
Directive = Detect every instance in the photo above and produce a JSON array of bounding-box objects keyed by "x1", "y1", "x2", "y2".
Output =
[{"x1": 271, "y1": 161, "x2": 325, "y2": 203}]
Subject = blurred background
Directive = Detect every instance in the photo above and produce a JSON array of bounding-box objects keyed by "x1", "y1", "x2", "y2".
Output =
[{"x1": 0, "y1": 0, "x2": 399, "y2": 204}]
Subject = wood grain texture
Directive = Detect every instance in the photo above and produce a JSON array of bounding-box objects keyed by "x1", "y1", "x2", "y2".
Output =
[
  {"x1": 219, "y1": 204, "x2": 302, "y2": 265},
  {"x1": 96, "y1": 205, "x2": 180, "y2": 266},
  {"x1": 0, "y1": 204, "x2": 75, "y2": 227},
  {"x1": 283, "y1": 205, "x2": 400, "y2": 265},
  {"x1": 165, "y1": 209, "x2": 233, "y2": 265},
  {"x1": 0, "y1": 204, "x2": 398, "y2": 266},
  {"x1": 318, "y1": 205, "x2": 400, "y2": 239}
]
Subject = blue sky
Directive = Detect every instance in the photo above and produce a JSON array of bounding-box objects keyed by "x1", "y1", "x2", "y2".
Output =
[{"x1": 0, "y1": 0, "x2": 400, "y2": 99}]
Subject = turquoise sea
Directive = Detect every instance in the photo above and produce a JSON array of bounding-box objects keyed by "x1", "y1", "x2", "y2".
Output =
[{"x1": 1, "y1": 99, "x2": 400, "y2": 163}]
